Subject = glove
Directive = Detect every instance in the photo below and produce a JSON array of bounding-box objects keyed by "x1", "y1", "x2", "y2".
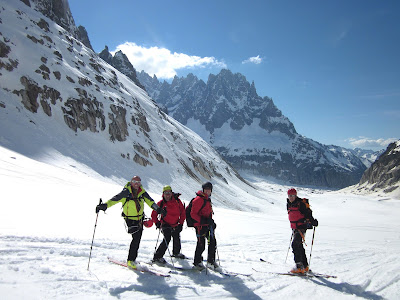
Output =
[
  {"x1": 96, "y1": 203, "x2": 107, "y2": 213},
  {"x1": 156, "y1": 207, "x2": 167, "y2": 217},
  {"x1": 156, "y1": 222, "x2": 161, "y2": 229},
  {"x1": 201, "y1": 217, "x2": 215, "y2": 228},
  {"x1": 175, "y1": 224, "x2": 183, "y2": 232},
  {"x1": 312, "y1": 219, "x2": 319, "y2": 227}
]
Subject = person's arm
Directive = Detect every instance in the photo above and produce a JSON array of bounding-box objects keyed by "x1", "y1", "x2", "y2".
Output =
[
  {"x1": 178, "y1": 199, "x2": 186, "y2": 225},
  {"x1": 143, "y1": 191, "x2": 166, "y2": 216}
]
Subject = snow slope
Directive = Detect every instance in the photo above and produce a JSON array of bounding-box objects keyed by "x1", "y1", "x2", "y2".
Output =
[
  {"x1": 0, "y1": 0, "x2": 254, "y2": 211},
  {"x1": 1, "y1": 145, "x2": 399, "y2": 300}
]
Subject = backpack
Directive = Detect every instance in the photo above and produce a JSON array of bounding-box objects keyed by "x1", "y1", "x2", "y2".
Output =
[
  {"x1": 185, "y1": 197, "x2": 206, "y2": 227},
  {"x1": 302, "y1": 198, "x2": 310, "y2": 209}
]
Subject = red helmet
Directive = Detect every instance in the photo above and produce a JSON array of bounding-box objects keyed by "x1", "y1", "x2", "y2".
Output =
[
  {"x1": 143, "y1": 219, "x2": 153, "y2": 228},
  {"x1": 287, "y1": 188, "x2": 297, "y2": 196}
]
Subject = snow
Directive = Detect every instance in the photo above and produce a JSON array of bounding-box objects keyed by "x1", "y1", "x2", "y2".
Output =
[
  {"x1": 1, "y1": 145, "x2": 400, "y2": 299},
  {"x1": 1, "y1": 1, "x2": 399, "y2": 299},
  {"x1": 185, "y1": 117, "x2": 293, "y2": 153}
]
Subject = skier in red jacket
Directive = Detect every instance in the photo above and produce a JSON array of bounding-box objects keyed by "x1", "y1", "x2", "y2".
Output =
[
  {"x1": 191, "y1": 182, "x2": 220, "y2": 271},
  {"x1": 287, "y1": 188, "x2": 318, "y2": 274},
  {"x1": 151, "y1": 185, "x2": 186, "y2": 264}
]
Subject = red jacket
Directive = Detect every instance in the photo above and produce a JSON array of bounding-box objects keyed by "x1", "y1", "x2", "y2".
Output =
[
  {"x1": 287, "y1": 197, "x2": 313, "y2": 229},
  {"x1": 151, "y1": 194, "x2": 185, "y2": 227},
  {"x1": 191, "y1": 191, "x2": 213, "y2": 227}
]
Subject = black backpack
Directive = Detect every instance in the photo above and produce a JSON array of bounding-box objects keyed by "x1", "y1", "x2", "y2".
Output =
[{"x1": 185, "y1": 197, "x2": 206, "y2": 227}]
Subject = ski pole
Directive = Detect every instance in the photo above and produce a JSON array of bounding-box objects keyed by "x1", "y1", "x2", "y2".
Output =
[
  {"x1": 308, "y1": 227, "x2": 316, "y2": 268},
  {"x1": 88, "y1": 198, "x2": 102, "y2": 271},
  {"x1": 153, "y1": 227, "x2": 161, "y2": 255},
  {"x1": 285, "y1": 230, "x2": 294, "y2": 263},
  {"x1": 210, "y1": 224, "x2": 220, "y2": 266}
]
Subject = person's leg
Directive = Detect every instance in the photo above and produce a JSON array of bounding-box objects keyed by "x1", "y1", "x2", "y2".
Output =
[
  {"x1": 154, "y1": 227, "x2": 172, "y2": 259},
  {"x1": 194, "y1": 227, "x2": 206, "y2": 265},
  {"x1": 171, "y1": 229, "x2": 181, "y2": 255},
  {"x1": 291, "y1": 229, "x2": 307, "y2": 270},
  {"x1": 126, "y1": 220, "x2": 143, "y2": 262}
]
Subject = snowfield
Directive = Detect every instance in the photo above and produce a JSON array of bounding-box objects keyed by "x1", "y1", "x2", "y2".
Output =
[{"x1": 1, "y1": 145, "x2": 399, "y2": 300}]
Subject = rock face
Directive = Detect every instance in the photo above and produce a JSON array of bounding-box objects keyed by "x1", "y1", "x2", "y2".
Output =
[
  {"x1": 1, "y1": 0, "x2": 252, "y2": 208},
  {"x1": 138, "y1": 70, "x2": 367, "y2": 189},
  {"x1": 99, "y1": 46, "x2": 145, "y2": 91},
  {"x1": 359, "y1": 140, "x2": 400, "y2": 194},
  {"x1": 24, "y1": 0, "x2": 93, "y2": 50}
]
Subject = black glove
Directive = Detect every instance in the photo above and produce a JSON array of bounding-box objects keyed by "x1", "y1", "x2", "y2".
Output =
[
  {"x1": 175, "y1": 224, "x2": 183, "y2": 232},
  {"x1": 96, "y1": 203, "x2": 107, "y2": 213},
  {"x1": 312, "y1": 219, "x2": 319, "y2": 227},
  {"x1": 201, "y1": 217, "x2": 215, "y2": 227},
  {"x1": 156, "y1": 207, "x2": 167, "y2": 217},
  {"x1": 156, "y1": 222, "x2": 161, "y2": 229}
]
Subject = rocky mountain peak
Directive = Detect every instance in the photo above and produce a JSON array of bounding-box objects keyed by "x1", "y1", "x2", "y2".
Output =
[
  {"x1": 358, "y1": 140, "x2": 400, "y2": 194},
  {"x1": 23, "y1": 0, "x2": 93, "y2": 50},
  {"x1": 99, "y1": 45, "x2": 113, "y2": 64},
  {"x1": 98, "y1": 46, "x2": 145, "y2": 91},
  {"x1": 137, "y1": 68, "x2": 367, "y2": 189}
]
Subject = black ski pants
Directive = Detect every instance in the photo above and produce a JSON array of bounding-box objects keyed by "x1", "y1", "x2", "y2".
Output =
[
  {"x1": 194, "y1": 225, "x2": 216, "y2": 265},
  {"x1": 154, "y1": 226, "x2": 182, "y2": 259},
  {"x1": 292, "y1": 229, "x2": 308, "y2": 267},
  {"x1": 125, "y1": 219, "x2": 143, "y2": 262}
]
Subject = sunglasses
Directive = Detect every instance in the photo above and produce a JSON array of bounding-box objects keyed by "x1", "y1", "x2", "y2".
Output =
[
  {"x1": 164, "y1": 191, "x2": 172, "y2": 195},
  {"x1": 131, "y1": 180, "x2": 141, "y2": 184}
]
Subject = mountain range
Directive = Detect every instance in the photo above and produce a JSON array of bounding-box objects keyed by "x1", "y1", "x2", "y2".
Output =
[
  {"x1": 135, "y1": 69, "x2": 376, "y2": 189},
  {"x1": 0, "y1": 0, "x2": 260, "y2": 209},
  {"x1": 0, "y1": 0, "x2": 389, "y2": 193},
  {"x1": 97, "y1": 43, "x2": 377, "y2": 189}
]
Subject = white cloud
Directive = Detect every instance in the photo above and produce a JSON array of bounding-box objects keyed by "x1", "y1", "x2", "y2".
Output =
[
  {"x1": 112, "y1": 42, "x2": 226, "y2": 79},
  {"x1": 347, "y1": 137, "x2": 398, "y2": 149},
  {"x1": 242, "y1": 55, "x2": 263, "y2": 65}
]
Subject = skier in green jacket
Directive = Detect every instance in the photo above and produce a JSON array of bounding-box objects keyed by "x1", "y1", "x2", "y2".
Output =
[{"x1": 96, "y1": 175, "x2": 166, "y2": 269}]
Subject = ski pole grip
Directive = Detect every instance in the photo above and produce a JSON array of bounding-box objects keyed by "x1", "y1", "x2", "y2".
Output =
[{"x1": 99, "y1": 198, "x2": 102, "y2": 205}]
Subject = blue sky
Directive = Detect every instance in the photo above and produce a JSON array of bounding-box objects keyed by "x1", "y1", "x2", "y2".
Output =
[{"x1": 69, "y1": 0, "x2": 399, "y2": 151}]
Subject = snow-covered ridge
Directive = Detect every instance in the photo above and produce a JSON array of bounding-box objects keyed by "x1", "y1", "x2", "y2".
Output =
[{"x1": 347, "y1": 140, "x2": 400, "y2": 199}]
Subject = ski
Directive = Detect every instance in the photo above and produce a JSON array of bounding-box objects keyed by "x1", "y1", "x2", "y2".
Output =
[
  {"x1": 259, "y1": 258, "x2": 272, "y2": 264},
  {"x1": 205, "y1": 265, "x2": 252, "y2": 277},
  {"x1": 108, "y1": 257, "x2": 170, "y2": 277},
  {"x1": 218, "y1": 269, "x2": 252, "y2": 277},
  {"x1": 276, "y1": 271, "x2": 337, "y2": 279},
  {"x1": 252, "y1": 268, "x2": 336, "y2": 279},
  {"x1": 150, "y1": 261, "x2": 193, "y2": 272},
  {"x1": 205, "y1": 266, "x2": 233, "y2": 277}
]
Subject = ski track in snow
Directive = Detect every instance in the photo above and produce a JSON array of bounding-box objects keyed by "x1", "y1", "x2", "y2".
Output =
[{"x1": 1, "y1": 222, "x2": 398, "y2": 300}]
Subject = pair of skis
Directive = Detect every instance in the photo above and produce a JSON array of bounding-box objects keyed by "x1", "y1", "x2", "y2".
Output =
[
  {"x1": 108, "y1": 256, "x2": 335, "y2": 279},
  {"x1": 151, "y1": 259, "x2": 252, "y2": 277},
  {"x1": 108, "y1": 257, "x2": 170, "y2": 277},
  {"x1": 108, "y1": 257, "x2": 250, "y2": 277},
  {"x1": 258, "y1": 258, "x2": 336, "y2": 279}
]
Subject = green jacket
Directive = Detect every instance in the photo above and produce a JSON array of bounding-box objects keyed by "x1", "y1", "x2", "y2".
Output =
[{"x1": 106, "y1": 182, "x2": 159, "y2": 220}]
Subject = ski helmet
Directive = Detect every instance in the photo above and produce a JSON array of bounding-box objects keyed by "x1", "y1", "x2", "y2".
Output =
[
  {"x1": 143, "y1": 219, "x2": 153, "y2": 228},
  {"x1": 287, "y1": 188, "x2": 297, "y2": 196},
  {"x1": 163, "y1": 185, "x2": 172, "y2": 192},
  {"x1": 202, "y1": 182, "x2": 213, "y2": 191}
]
